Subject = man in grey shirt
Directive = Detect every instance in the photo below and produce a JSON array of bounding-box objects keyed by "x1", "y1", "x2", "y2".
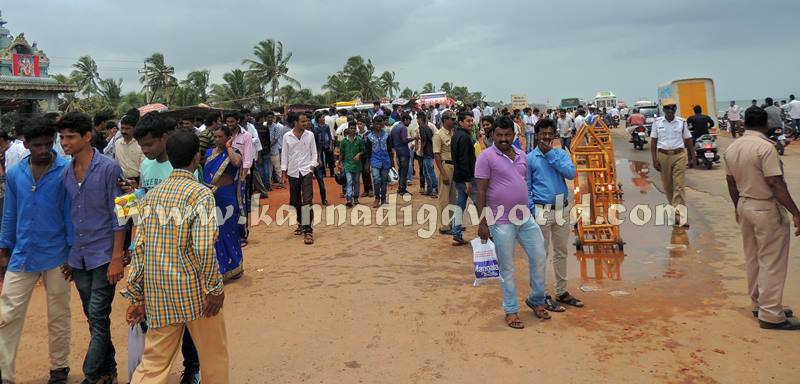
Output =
[{"x1": 764, "y1": 97, "x2": 784, "y2": 134}]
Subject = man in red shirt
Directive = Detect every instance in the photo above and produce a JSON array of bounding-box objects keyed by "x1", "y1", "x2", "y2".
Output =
[{"x1": 626, "y1": 108, "x2": 647, "y2": 139}]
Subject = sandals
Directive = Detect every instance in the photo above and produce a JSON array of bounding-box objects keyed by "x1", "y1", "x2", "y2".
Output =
[
  {"x1": 525, "y1": 298, "x2": 551, "y2": 320},
  {"x1": 293, "y1": 227, "x2": 303, "y2": 236},
  {"x1": 557, "y1": 292, "x2": 585, "y2": 308},
  {"x1": 452, "y1": 237, "x2": 468, "y2": 246},
  {"x1": 304, "y1": 233, "x2": 314, "y2": 245},
  {"x1": 544, "y1": 295, "x2": 566, "y2": 312},
  {"x1": 505, "y1": 313, "x2": 524, "y2": 329}
]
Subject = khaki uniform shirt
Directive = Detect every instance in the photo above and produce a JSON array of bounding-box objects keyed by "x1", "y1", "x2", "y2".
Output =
[
  {"x1": 433, "y1": 128, "x2": 453, "y2": 161},
  {"x1": 723, "y1": 130, "x2": 783, "y2": 200}
]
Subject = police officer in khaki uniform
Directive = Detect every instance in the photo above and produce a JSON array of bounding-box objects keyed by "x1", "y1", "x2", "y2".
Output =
[
  {"x1": 433, "y1": 110, "x2": 457, "y2": 234},
  {"x1": 725, "y1": 107, "x2": 800, "y2": 330},
  {"x1": 650, "y1": 104, "x2": 695, "y2": 226}
]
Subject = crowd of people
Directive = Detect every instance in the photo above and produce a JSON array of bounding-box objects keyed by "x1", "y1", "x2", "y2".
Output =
[{"x1": 0, "y1": 91, "x2": 799, "y2": 383}]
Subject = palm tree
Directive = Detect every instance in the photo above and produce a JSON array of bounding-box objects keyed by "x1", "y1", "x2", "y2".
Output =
[
  {"x1": 139, "y1": 53, "x2": 177, "y2": 104},
  {"x1": 421, "y1": 82, "x2": 435, "y2": 94},
  {"x1": 379, "y1": 71, "x2": 400, "y2": 99},
  {"x1": 322, "y1": 72, "x2": 351, "y2": 101},
  {"x1": 400, "y1": 87, "x2": 418, "y2": 100},
  {"x1": 98, "y1": 78, "x2": 123, "y2": 107},
  {"x1": 243, "y1": 39, "x2": 300, "y2": 104},
  {"x1": 341, "y1": 56, "x2": 382, "y2": 101},
  {"x1": 439, "y1": 82, "x2": 453, "y2": 94},
  {"x1": 70, "y1": 55, "x2": 100, "y2": 96},
  {"x1": 210, "y1": 69, "x2": 260, "y2": 110},
  {"x1": 180, "y1": 69, "x2": 210, "y2": 103}
]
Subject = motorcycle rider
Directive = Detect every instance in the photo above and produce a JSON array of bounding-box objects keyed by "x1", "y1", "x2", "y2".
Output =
[
  {"x1": 626, "y1": 108, "x2": 647, "y2": 140},
  {"x1": 764, "y1": 97, "x2": 784, "y2": 138},
  {"x1": 686, "y1": 105, "x2": 714, "y2": 142}
]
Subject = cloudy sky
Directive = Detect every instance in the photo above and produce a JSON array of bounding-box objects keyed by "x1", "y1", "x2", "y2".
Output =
[{"x1": 3, "y1": 0, "x2": 798, "y2": 105}]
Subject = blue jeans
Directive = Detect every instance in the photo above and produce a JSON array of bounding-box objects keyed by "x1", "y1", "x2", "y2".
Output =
[
  {"x1": 372, "y1": 166, "x2": 390, "y2": 202},
  {"x1": 345, "y1": 171, "x2": 361, "y2": 202},
  {"x1": 407, "y1": 154, "x2": 414, "y2": 182},
  {"x1": 525, "y1": 132, "x2": 535, "y2": 152},
  {"x1": 490, "y1": 217, "x2": 547, "y2": 314},
  {"x1": 73, "y1": 263, "x2": 116, "y2": 383},
  {"x1": 259, "y1": 151, "x2": 272, "y2": 191},
  {"x1": 794, "y1": 119, "x2": 800, "y2": 138},
  {"x1": 423, "y1": 157, "x2": 438, "y2": 194},
  {"x1": 452, "y1": 178, "x2": 478, "y2": 239}
]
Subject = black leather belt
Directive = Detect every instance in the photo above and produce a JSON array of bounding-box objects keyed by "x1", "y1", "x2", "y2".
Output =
[{"x1": 444, "y1": 160, "x2": 453, "y2": 165}]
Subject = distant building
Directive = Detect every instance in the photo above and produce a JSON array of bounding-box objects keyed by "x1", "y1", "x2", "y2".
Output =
[{"x1": 0, "y1": 10, "x2": 76, "y2": 114}]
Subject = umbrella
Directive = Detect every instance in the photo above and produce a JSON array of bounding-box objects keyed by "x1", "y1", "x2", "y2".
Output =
[{"x1": 138, "y1": 103, "x2": 168, "y2": 116}]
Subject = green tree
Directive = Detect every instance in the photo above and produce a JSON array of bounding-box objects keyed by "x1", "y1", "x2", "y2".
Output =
[
  {"x1": 322, "y1": 73, "x2": 352, "y2": 101},
  {"x1": 70, "y1": 55, "x2": 100, "y2": 96},
  {"x1": 139, "y1": 53, "x2": 177, "y2": 104},
  {"x1": 439, "y1": 82, "x2": 453, "y2": 94},
  {"x1": 379, "y1": 71, "x2": 400, "y2": 99},
  {"x1": 98, "y1": 78, "x2": 123, "y2": 108},
  {"x1": 210, "y1": 69, "x2": 260, "y2": 110},
  {"x1": 421, "y1": 82, "x2": 435, "y2": 94},
  {"x1": 399, "y1": 87, "x2": 419, "y2": 100},
  {"x1": 341, "y1": 56, "x2": 382, "y2": 101},
  {"x1": 180, "y1": 69, "x2": 210, "y2": 103},
  {"x1": 243, "y1": 39, "x2": 300, "y2": 104}
]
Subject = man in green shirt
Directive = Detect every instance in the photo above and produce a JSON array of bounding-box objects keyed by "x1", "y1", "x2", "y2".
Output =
[{"x1": 338, "y1": 125, "x2": 364, "y2": 207}]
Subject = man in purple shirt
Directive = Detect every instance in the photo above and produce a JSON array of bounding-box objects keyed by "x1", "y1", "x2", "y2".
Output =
[
  {"x1": 58, "y1": 112, "x2": 126, "y2": 384},
  {"x1": 475, "y1": 116, "x2": 547, "y2": 329}
]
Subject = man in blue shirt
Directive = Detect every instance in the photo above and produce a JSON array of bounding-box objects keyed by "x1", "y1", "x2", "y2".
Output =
[
  {"x1": 59, "y1": 112, "x2": 127, "y2": 384},
  {"x1": 527, "y1": 118, "x2": 584, "y2": 311},
  {"x1": 365, "y1": 116, "x2": 394, "y2": 207},
  {"x1": 390, "y1": 114, "x2": 416, "y2": 195},
  {"x1": 0, "y1": 117, "x2": 72, "y2": 384}
]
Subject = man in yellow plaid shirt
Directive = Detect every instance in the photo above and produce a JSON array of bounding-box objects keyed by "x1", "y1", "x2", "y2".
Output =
[{"x1": 121, "y1": 129, "x2": 229, "y2": 383}]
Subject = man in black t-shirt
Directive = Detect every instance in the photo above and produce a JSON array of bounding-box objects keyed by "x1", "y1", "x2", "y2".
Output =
[{"x1": 686, "y1": 105, "x2": 715, "y2": 141}]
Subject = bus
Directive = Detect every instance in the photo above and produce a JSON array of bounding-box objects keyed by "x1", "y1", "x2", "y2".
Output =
[
  {"x1": 594, "y1": 91, "x2": 617, "y2": 110},
  {"x1": 560, "y1": 98, "x2": 581, "y2": 111}
]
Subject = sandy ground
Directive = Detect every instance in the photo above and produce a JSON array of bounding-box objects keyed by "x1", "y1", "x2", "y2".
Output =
[{"x1": 7, "y1": 127, "x2": 800, "y2": 383}]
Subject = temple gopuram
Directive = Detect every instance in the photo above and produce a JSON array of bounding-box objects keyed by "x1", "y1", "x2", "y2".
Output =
[{"x1": 0, "y1": 10, "x2": 76, "y2": 114}]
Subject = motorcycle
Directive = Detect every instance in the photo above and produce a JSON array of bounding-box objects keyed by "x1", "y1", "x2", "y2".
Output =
[
  {"x1": 631, "y1": 126, "x2": 648, "y2": 150},
  {"x1": 612, "y1": 115, "x2": 620, "y2": 128},
  {"x1": 718, "y1": 116, "x2": 728, "y2": 132},
  {"x1": 769, "y1": 127, "x2": 787, "y2": 156},
  {"x1": 694, "y1": 134, "x2": 719, "y2": 169}
]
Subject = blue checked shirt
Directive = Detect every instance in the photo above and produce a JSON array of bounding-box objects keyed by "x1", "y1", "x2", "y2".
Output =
[{"x1": 121, "y1": 169, "x2": 223, "y2": 328}]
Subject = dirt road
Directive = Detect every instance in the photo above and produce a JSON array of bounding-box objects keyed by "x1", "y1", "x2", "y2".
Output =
[{"x1": 8, "y1": 128, "x2": 800, "y2": 383}]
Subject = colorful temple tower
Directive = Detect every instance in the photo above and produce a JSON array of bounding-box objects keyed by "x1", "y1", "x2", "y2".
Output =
[{"x1": 0, "y1": 10, "x2": 76, "y2": 113}]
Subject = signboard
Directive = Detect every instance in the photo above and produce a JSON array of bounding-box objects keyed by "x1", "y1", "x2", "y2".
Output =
[
  {"x1": 510, "y1": 94, "x2": 528, "y2": 110},
  {"x1": 12, "y1": 54, "x2": 40, "y2": 77}
]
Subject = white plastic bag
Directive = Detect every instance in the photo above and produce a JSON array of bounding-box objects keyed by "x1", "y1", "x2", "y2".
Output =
[
  {"x1": 388, "y1": 167, "x2": 399, "y2": 184},
  {"x1": 471, "y1": 238, "x2": 503, "y2": 286},
  {"x1": 127, "y1": 323, "x2": 146, "y2": 381}
]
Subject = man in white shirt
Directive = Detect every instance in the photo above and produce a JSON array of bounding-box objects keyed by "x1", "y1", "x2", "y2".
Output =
[
  {"x1": 727, "y1": 100, "x2": 743, "y2": 138},
  {"x1": 4, "y1": 123, "x2": 29, "y2": 171},
  {"x1": 573, "y1": 109, "x2": 586, "y2": 135},
  {"x1": 483, "y1": 102, "x2": 494, "y2": 117},
  {"x1": 786, "y1": 94, "x2": 800, "y2": 139},
  {"x1": 650, "y1": 104, "x2": 695, "y2": 227},
  {"x1": 431, "y1": 104, "x2": 441, "y2": 128},
  {"x1": 556, "y1": 109, "x2": 575, "y2": 152},
  {"x1": 471, "y1": 103, "x2": 482, "y2": 122},
  {"x1": 522, "y1": 108, "x2": 539, "y2": 153},
  {"x1": 281, "y1": 112, "x2": 318, "y2": 244}
]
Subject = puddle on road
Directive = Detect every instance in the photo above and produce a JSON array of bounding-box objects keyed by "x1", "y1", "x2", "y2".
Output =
[{"x1": 569, "y1": 159, "x2": 696, "y2": 283}]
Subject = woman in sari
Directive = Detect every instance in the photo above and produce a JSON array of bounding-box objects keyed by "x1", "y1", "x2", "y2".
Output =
[{"x1": 204, "y1": 125, "x2": 244, "y2": 281}]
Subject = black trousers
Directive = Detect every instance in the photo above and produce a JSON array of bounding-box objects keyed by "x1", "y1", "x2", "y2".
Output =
[
  {"x1": 322, "y1": 148, "x2": 335, "y2": 176},
  {"x1": 415, "y1": 154, "x2": 426, "y2": 190},
  {"x1": 313, "y1": 166, "x2": 328, "y2": 202},
  {"x1": 397, "y1": 155, "x2": 410, "y2": 193},
  {"x1": 289, "y1": 172, "x2": 315, "y2": 233},
  {"x1": 361, "y1": 157, "x2": 372, "y2": 193}
]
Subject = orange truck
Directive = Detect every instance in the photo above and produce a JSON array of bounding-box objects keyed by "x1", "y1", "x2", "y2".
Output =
[{"x1": 657, "y1": 78, "x2": 718, "y2": 131}]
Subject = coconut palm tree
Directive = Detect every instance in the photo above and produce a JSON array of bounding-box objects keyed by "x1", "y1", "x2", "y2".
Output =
[
  {"x1": 98, "y1": 78, "x2": 123, "y2": 108},
  {"x1": 421, "y1": 82, "x2": 435, "y2": 94},
  {"x1": 379, "y1": 71, "x2": 400, "y2": 99},
  {"x1": 139, "y1": 53, "x2": 177, "y2": 104},
  {"x1": 439, "y1": 82, "x2": 453, "y2": 94},
  {"x1": 180, "y1": 69, "x2": 210, "y2": 103},
  {"x1": 210, "y1": 69, "x2": 260, "y2": 110},
  {"x1": 400, "y1": 87, "x2": 418, "y2": 100},
  {"x1": 70, "y1": 55, "x2": 100, "y2": 96},
  {"x1": 243, "y1": 39, "x2": 300, "y2": 104},
  {"x1": 322, "y1": 72, "x2": 351, "y2": 101},
  {"x1": 341, "y1": 56, "x2": 382, "y2": 101}
]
